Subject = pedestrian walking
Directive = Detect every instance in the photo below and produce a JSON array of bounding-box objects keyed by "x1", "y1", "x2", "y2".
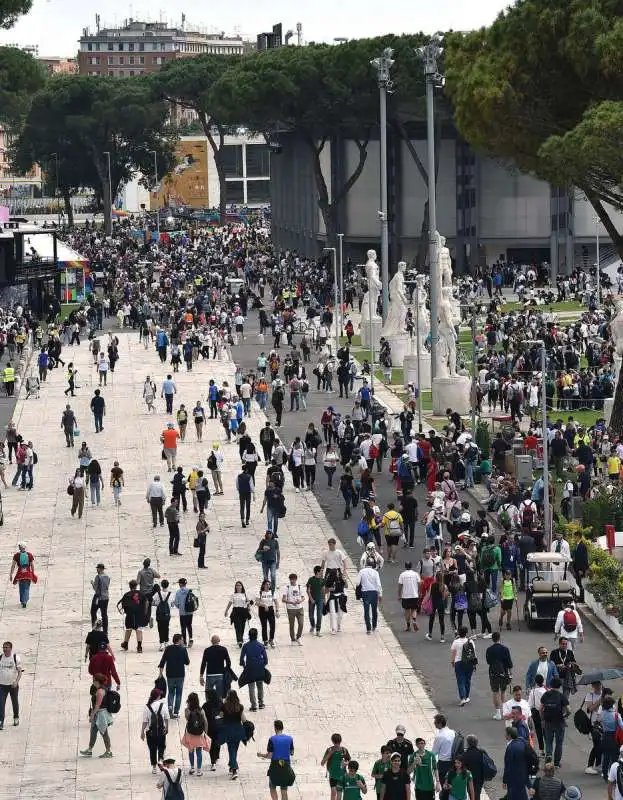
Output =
[
  {"x1": 236, "y1": 465, "x2": 255, "y2": 528},
  {"x1": 161, "y1": 422, "x2": 180, "y2": 472},
  {"x1": 199, "y1": 634, "x2": 231, "y2": 702},
  {"x1": 425, "y1": 572, "x2": 449, "y2": 643},
  {"x1": 257, "y1": 530, "x2": 280, "y2": 592},
  {"x1": 239, "y1": 627, "x2": 268, "y2": 711},
  {"x1": 540, "y1": 676, "x2": 569, "y2": 768},
  {"x1": 90, "y1": 562, "x2": 110, "y2": 634},
  {"x1": 451, "y1": 627, "x2": 477, "y2": 706},
  {"x1": 181, "y1": 692, "x2": 211, "y2": 776},
  {"x1": 0, "y1": 443, "x2": 8, "y2": 489},
  {"x1": 10, "y1": 542, "x2": 36, "y2": 608},
  {"x1": 110, "y1": 461, "x2": 124, "y2": 506},
  {"x1": 225, "y1": 581, "x2": 253, "y2": 647},
  {"x1": 380, "y1": 751, "x2": 411, "y2": 799},
  {"x1": 161, "y1": 374, "x2": 176, "y2": 414},
  {"x1": 117, "y1": 579, "x2": 144, "y2": 652},
  {"x1": 173, "y1": 577, "x2": 196, "y2": 647},
  {"x1": 141, "y1": 687, "x2": 169, "y2": 774},
  {"x1": 306, "y1": 566, "x2": 326, "y2": 637},
  {"x1": 153, "y1": 579, "x2": 172, "y2": 651},
  {"x1": 432, "y1": 714, "x2": 456, "y2": 785},
  {"x1": 257, "y1": 719, "x2": 296, "y2": 800},
  {"x1": 485, "y1": 631, "x2": 513, "y2": 720},
  {"x1": 79, "y1": 674, "x2": 113, "y2": 758},
  {"x1": 61, "y1": 404, "x2": 77, "y2": 447},
  {"x1": 282, "y1": 573, "x2": 305, "y2": 645},
  {"x1": 97, "y1": 352, "x2": 109, "y2": 386},
  {"x1": 165, "y1": 498, "x2": 181, "y2": 556},
  {"x1": 217, "y1": 689, "x2": 247, "y2": 780},
  {"x1": 397, "y1": 562, "x2": 421, "y2": 632},
  {"x1": 159, "y1": 633, "x2": 190, "y2": 718},
  {"x1": 502, "y1": 727, "x2": 530, "y2": 800},
  {"x1": 0, "y1": 641, "x2": 22, "y2": 730},
  {"x1": 498, "y1": 571, "x2": 517, "y2": 631},
  {"x1": 146, "y1": 475, "x2": 166, "y2": 527},
  {"x1": 171, "y1": 466, "x2": 188, "y2": 512},
  {"x1": 528, "y1": 674, "x2": 547, "y2": 755},
  {"x1": 64, "y1": 362, "x2": 76, "y2": 397},
  {"x1": 195, "y1": 512, "x2": 209, "y2": 568},
  {"x1": 256, "y1": 579, "x2": 279, "y2": 647},
  {"x1": 143, "y1": 376, "x2": 157, "y2": 412},
  {"x1": 441, "y1": 757, "x2": 475, "y2": 800},
  {"x1": 326, "y1": 570, "x2": 347, "y2": 634},
  {"x1": 137, "y1": 558, "x2": 160, "y2": 626},
  {"x1": 193, "y1": 400, "x2": 205, "y2": 441},
  {"x1": 208, "y1": 443, "x2": 224, "y2": 495},
  {"x1": 411, "y1": 737, "x2": 439, "y2": 800},
  {"x1": 156, "y1": 757, "x2": 183, "y2": 796},
  {"x1": 321, "y1": 732, "x2": 351, "y2": 800},
  {"x1": 90, "y1": 389, "x2": 105, "y2": 432},
  {"x1": 356, "y1": 560, "x2": 382, "y2": 634},
  {"x1": 88, "y1": 458, "x2": 104, "y2": 506}
]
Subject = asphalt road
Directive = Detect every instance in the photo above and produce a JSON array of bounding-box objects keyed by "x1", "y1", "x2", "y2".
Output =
[{"x1": 230, "y1": 306, "x2": 620, "y2": 799}]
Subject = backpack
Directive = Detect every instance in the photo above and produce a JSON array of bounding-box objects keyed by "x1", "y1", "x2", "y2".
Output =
[
  {"x1": 499, "y1": 506, "x2": 512, "y2": 528},
  {"x1": 369, "y1": 444, "x2": 379, "y2": 460},
  {"x1": 18, "y1": 551, "x2": 29, "y2": 568},
  {"x1": 451, "y1": 731, "x2": 465, "y2": 759},
  {"x1": 185, "y1": 590, "x2": 199, "y2": 614},
  {"x1": 481, "y1": 546, "x2": 496, "y2": 570},
  {"x1": 461, "y1": 639, "x2": 478, "y2": 666},
  {"x1": 33, "y1": 452, "x2": 38, "y2": 465},
  {"x1": 156, "y1": 592, "x2": 171, "y2": 622},
  {"x1": 481, "y1": 750, "x2": 497, "y2": 781},
  {"x1": 454, "y1": 591, "x2": 468, "y2": 611},
  {"x1": 164, "y1": 768, "x2": 185, "y2": 800},
  {"x1": 541, "y1": 693, "x2": 562, "y2": 722},
  {"x1": 521, "y1": 502, "x2": 535, "y2": 527},
  {"x1": 147, "y1": 702, "x2": 166, "y2": 737},
  {"x1": 524, "y1": 742, "x2": 540, "y2": 776},
  {"x1": 104, "y1": 689, "x2": 121, "y2": 714},
  {"x1": 563, "y1": 609, "x2": 577, "y2": 632},
  {"x1": 483, "y1": 588, "x2": 499, "y2": 610},
  {"x1": 186, "y1": 708, "x2": 205, "y2": 736},
  {"x1": 122, "y1": 590, "x2": 141, "y2": 614},
  {"x1": 207, "y1": 453, "x2": 217, "y2": 471}
]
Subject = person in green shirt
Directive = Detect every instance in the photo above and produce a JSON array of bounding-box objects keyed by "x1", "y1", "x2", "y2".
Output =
[
  {"x1": 321, "y1": 732, "x2": 351, "y2": 800},
  {"x1": 479, "y1": 535, "x2": 502, "y2": 595},
  {"x1": 341, "y1": 760, "x2": 367, "y2": 798},
  {"x1": 306, "y1": 566, "x2": 327, "y2": 635},
  {"x1": 498, "y1": 570, "x2": 517, "y2": 631},
  {"x1": 409, "y1": 737, "x2": 439, "y2": 800},
  {"x1": 372, "y1": 746, "x2": 392, "y2": 799},
  {"x1": 442, "y1": 758, "x2": 474, "y2": 800}
]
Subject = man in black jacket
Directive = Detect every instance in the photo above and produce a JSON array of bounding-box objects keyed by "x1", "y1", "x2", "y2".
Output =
[
  {"x1": 259, "y1": 421, "x2": 276, "y2": 465},
  {"x1": 486, "y1": 631, "x2": 513, "y2": 720},
  {"x1": 199, "y1": 634, "x2": 232, "y2": 701},
  {"x1": 461, "y1": 735, "x2": 488, "y2": 800},
  {"x1": 572, "y1": 533, "x2": 589, "y2": 602}
]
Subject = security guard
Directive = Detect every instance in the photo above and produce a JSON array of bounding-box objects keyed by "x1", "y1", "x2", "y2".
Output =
[{"x1": 3, "y1": 362, "x2": 15, "y2": 396}]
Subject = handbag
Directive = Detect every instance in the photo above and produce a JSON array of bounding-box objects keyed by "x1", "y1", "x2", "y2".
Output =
[
  {"x1": 355, "y1": 584, "x2": 362, "y2": 600},
  {"x1": 420, "y1": 590, "x2": 433, "y2": 616},
  {"x1": 67, "y1": 482, "x2": 75, "y2": 496},
  {"x1": 193, "y1": 537, "x2": 200, "y2": 548},
  {"x1": 161, "y1": 448, "x2": 167, "y2": 461},
  {"x1": 72, "y1": 427, "x2": 80, "y2": 437},
  {"x1": 254, "y1": 551, "x2": 263, "y2": 562},
  {"x1": 573, "y1": 707, "x2": 592, "y2": 736},
  {"x1": 263, "y1": 667, "x2": 272, "y2": 685}
]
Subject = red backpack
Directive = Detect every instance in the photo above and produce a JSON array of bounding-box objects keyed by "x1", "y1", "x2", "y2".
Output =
[{"x1": 563, "y1": 609, "x2": 577, "y2": 631}]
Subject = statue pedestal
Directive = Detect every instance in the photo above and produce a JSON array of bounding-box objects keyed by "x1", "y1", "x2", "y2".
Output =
[
  {"x1": 432, "y1": 375, "x2": 471, "y2": 416},
  {"x1": 361, "y1": 318, "x2": 382, "y2": 351},
  {"x1": 386, "y1": 333, "x2": 412, "y2": 368},
  {"x1": 403, "y1": 353, "x2": 431, "y2": 391},
  {"x1": 605, "y1": 397, "x2": 614, "y2": 424}
]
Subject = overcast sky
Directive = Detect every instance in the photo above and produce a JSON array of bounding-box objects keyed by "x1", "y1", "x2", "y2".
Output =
[{"x1": 0, "y1": 0, "x2": 513, "y2": 56}]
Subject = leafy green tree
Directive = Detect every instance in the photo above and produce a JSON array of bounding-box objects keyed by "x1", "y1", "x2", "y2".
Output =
[
  {"x1": 445, "y1": 0, "x2": 623, "y2": 258},
  {"x1": 0, "y1": 47, "x2": 45, "y2": 126},
  {"x1": 211, "y1": 36, "x2": 426, "y2": 248},
  {"x1": 152, "y1": 54, "x2": 239, "y2": 215},
  {"x1": 11, "y1": 76, "x2": 177, "y2": 233},
  {"x1": 0, "y1": 0, "x2": 32, "y2": 28}
]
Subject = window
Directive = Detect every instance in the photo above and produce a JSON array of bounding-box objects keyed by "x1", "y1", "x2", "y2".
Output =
[
  {"x1": 107, "y1": 55, "x2": 113, "y2": 65},
  {"x1": 118, "y1": 70, "x2": 124, "y2": 77},
  {"x1": 108, "y1": 71, "x2": 113, "y2": 76},
  {"x1": 107, "y1": 42, "x2": 114, "y2": 50},
  {"x1": 129, "y1": 56, "x2": 135, "y2": 65},
  {"x1": 128, "y1": 42, "x2": 134, "y2": 51},
  {"x1": 119, "y1": 56, "x2": 124, "y2": 65},
  {"x1": 245, "y1": 144, "x2": 270, "y2": 177},
  {"x1": 118, "y1": 42, "x2": 124, "y2": 51},
  {"x1": 221, "y1": 145, "x2": 243, "y2": 178},
  {"x1": 139, "y1": 56, "x2": 145, "y2": 64},
  {"x1": 87, "y1": 43, "x2": 93, "y2": 51},
  {"x1": 95, "y1": 42, "x2": 100, "y2": 51},
  {"x1": 246, "y1": 180, "x2": 271, "y2": 204},
  {"x1": 160, "y1": 42, "x2": 166, "y2": 51},
  {"x1": 226, "y1": 180, "x2": 245, "y2": 203},
  {"x1": 129, "y1": 70, "x2": 135, "y2": 76},
  {"x1": 139, "y1": 42, "x2": 145, "y2": 51}
]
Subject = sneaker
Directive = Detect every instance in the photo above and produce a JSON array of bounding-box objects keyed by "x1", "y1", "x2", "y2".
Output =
[
  {"x1": 250, "y1": 706, "x2": 258, "y2": 712},
  {"x1": 269, "y1": 640, "x2": 275, "y2": 648},
  {"x1": 99, "y1": 751, "x2": 113, "y2": 759},
  {"x1": 79, "y1": 749, "x2": 92, "y2": 757},
  {"x1": 137, "y1": 643, "x2": 143, "y2": 653},
  {"x1": 13, "y1": 718, "x2": 18, "y2": 727},
  {"x1": 210, "y1": 764, "x2": 217, "y2": 772},
  {"x1": 259, "y1": 703, "x2": 265, "y2": 709},
  {"x1": 459, "y1": 699, "x2": 466, "y2": 706},
  {"x1": 482, "y1": 632, "x2": 493, "y2": 639},
  {"x1": 159, "y1": 644, "x2": 164, "y2": 652},
  {"x1": 296, "y1": 638, "x2": 303, "y2": 645},
  {"x1": 189, "y1": 768, "x2": 195, "y2": 775},
  {"x1": 197, "y1": 770, "x2": 203, "y2": 776},
  {"x1": 425, "y1": 633, "x2": 432, "y2": 641},
  {"x1": 309, "y1": 626, "x2": 315, "y2": 633},
  {"x1": 464, "y1": 697, "x2": 470, "y2": 704},
  {"x1": 120, "y1": 642, "x2": 128, "y2": 651},
  {"x1": 149, "y1": 618, "x2": 154, "y2": 629},
  {"x1": 493, "y1": 710, "x2": 502, "y2": 720},
  {"x1": 440, "y1": 637, "x2": 446, "y2": 643},
  {"x1": 189, "y1": 639, "x2": 194, "y2": 648},
  {"x1": 152, "y1": 766, "x2": 158, "y2": 774},
  {"x1": 585, "y1": 767, "x2": 600, "y2": 775},
  {"x1": 316, "y1": 631, "x2": 321, "y2": 637}
]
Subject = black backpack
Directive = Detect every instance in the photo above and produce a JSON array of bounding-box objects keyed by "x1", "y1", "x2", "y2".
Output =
[
  {"x1": 186, "y1": 708, "x2": 205, "y2": 735},
  {"x1": 164, "y1": 768, "x2": 185, "y2": 800},
  {"x1": 451, "y1": 731, "x2": 465, "y2": 759},
  {"x1": 461, "y1": 639, "x2": 478, "y2": 666},
  {"x1": 147, "y1": 702, "x2": 166, "y2": 737},
  {"x1": 207, "y1": 453, "x2": 217, "y2": 471},
  {"x1": 185, "y1": 590, "x2": 199, "y2": 614},
  {"x1": 104, "y1": 689, "x2": 121, "y2": 714},
  {"x1": 156, "y1": 592, "x2": 171, "y2": 622}
]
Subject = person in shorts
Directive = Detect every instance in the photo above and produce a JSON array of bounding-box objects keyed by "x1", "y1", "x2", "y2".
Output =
[
  {"x1": 322, "y1": 732, "x2": 351, "y2": 799},
  {"x1": 258, "y1": 719, "x2": 296, "y2": 800}
]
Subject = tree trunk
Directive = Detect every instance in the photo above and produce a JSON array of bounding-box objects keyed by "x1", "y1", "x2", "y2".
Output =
[
  {"x1": 201, "y1": 116, "x2": 227, "y2": 217},
  {"x1": 586, "y1": 190, "x2": 623, "y2": 261},
  {"x1": 102, "y1": 178, "x2": 112, "y2": 236},
  {"x1": 415, "y1": 201, "x2": 429, "y2": 268},
  {"x1": 62, "y1": 189, "x2": 74, "y2": 229},
  {"x1": 609, "y1": 367, "x2": 623, "y2": 436}
]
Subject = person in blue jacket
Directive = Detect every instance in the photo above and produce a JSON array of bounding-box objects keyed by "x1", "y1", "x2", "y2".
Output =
[
  {"x1": 525, "y1": 646, "x2": 559, "y2": 689},
  {"x1": 239, "y1": 628, "x2": 268, "y2": 712},
  {"x1": 503, "y1": 727, "x2": 530, "y2": 800}
]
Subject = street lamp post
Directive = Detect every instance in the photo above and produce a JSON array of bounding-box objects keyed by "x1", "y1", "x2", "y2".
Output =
[
  {"x1": 415, "y1": 296, "x2": 423, "y2": 433},
  {"x1": 371, "y1": 47, "x2": 394, "y2": 322},
  {"x1": 150, "y1": 149, "x2": 160, "y2": 239},
  {"x1": 539, "y1": 341, "x2": 552, "y2": 549},
  {"x1": 102, "y1": 151, "x2": 113, "y2": 236},
  {"x1": 50, "y1": 153, "x2": 60, "y2": 227},
  {"x1": 420, "y1": 37, "x2": 443, "y2": 381},
  {"x1": 368, "y1": 283, "x2": 375, "y2": 393},
  {"x1": 337, "y1": 233, "x2": 344, "y2": 336},
  {"x1": 323, "y1": 247, "x2": 339, "y2": 356},
  {"x1": 595, "y1": 216, "x2": 601, "y2": 306}
]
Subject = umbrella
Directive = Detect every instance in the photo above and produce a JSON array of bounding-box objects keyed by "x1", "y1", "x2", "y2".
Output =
[{"x1": 578, "y1": 668, "x2": 623, "y2": 685}]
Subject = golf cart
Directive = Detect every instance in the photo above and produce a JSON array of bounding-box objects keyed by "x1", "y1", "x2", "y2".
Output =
[{"x1": 523, "y1": 552, "x2": 575, "y2": 629}]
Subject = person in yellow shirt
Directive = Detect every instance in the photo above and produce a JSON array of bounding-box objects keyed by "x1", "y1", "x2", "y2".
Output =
[
  {"x1": 607, "y1": 453, "x2": 621, "y2": 481},
  {"x1": 187, "y1": 467, "x2": 199, "y2": 512},
  {"x1": 382, "y1": 503, "x2": 404, "y2": 564}
]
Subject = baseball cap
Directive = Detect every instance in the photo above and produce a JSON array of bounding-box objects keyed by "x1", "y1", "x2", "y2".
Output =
[
  {"x1": 395, "y1": 724, "x2": 406, "y2": 735},
  {"x1": 564, "y1": 788, "x2": 582, "y2": 800}
]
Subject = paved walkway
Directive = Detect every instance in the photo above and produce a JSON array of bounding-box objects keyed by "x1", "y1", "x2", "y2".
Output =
[{"x1": 0, "y1": 332, "x2": 438, "y2": 799}]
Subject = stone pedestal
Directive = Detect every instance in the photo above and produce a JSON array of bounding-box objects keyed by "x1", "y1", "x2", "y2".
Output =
[
  {"x1": 605, "y1": 397, "x2": 614, "y2": 424},
  {"x1": 403, "y1": 353, "x2": 431, "y2": 391},
  {"x1": 361, "y1": 318, "x2": 382, "y2": 351},
  {"x1": 387, "y1": 334, "x2": 412, "y2": 368},
  {"x1": 432, "y1": 375, "x2": 471, "y2": 416}
]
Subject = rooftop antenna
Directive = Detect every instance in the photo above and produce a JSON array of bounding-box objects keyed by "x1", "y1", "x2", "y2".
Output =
[
  {"x1": 95, "y1": 13, "x2": 100, "y2": 32},
  {"x1": 296, "y1": 22, "x2": 303, "y2": 46},
  {"x1": 181, "y1": 13, "x2": 186, "y2": 29}
]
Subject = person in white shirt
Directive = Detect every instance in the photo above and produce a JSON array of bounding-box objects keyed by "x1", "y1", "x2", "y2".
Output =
[
  {"x1": 320, "y1": 539, "x2": 347, "y2": 580},
  {"x1": 527, "y1": 674, "x2": 547, "y2": 755},
  {"x1": 156, "y1": 757, "x2": 183, "y2": 798},
  {"x1": 607, "y1": 747, "x2": 623, "y2": 800},
  {"x1": 554, "y1": 604, "x2": 583, "y2": 649},
  {"x1": 359, "y1": 542, "x2": 385, "y2": 570},
  {"x1": 282, "y1": 573, "x2": 305, "y2": 645},
  {"x1": 398, "y1": 562, "x2": 421, "y2": 632},
  {"x1": 141, "y1": 686, "x2": 170, "y2": 773},
  {"x1": 356, "y1": 561, "x2": 383, "y2": 634},
  {"x1": 0, "y1": 641, "x2": 22, "y2": 728},
  {"x1": 432, "y1": 713, "x2": 456, "y2": 784},
  {"x1": 502, "y1": 685, "x2": 532, "y2": 723},
  {"x1": 450, "y1": 627, "x2": 476, "y2": 706}
]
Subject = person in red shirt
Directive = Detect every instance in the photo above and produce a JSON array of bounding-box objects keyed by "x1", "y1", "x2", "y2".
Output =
[
  {"x1": 9, "y1": 543, "x2": 37, "y2": 608},
  {"x1": 88, "y1": 642, "x2": 121, "y2": 690},
  {"x1": 160, "y1": 423, "x2": 180, "y2": 472},
  {"x1": 524, "y1": 432, "x2": 538, "y2": 453}
]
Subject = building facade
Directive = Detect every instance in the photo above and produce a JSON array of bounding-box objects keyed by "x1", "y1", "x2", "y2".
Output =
[
  {"x1": 270, "y1": 130, "x2": 623, "y2": 275},
  {"x1": 38, "y1": 56, "x2": 78, "y2": 74},
  {"x1": 0, "y1": 126, "x2": 42, "y2": 202},
  {"x1": 78, "y1": 19, "x2": 250, "y2": 78}
]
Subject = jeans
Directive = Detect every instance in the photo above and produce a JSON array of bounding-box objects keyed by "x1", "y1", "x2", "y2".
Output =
[
  {"x1": 226, "y1": 739, "x2": 240, "y2": 771},
  {"x1": 543, "y1": 723, "x2": 565, "y2": 766},
  {"x1": 94, "y1": 412, "x2": 103, "y2": 432},
  {"x1": 167, "y1": 677, "x2": 184, "y2": 715},
  {"x1": 0, "y1": 683, "x2": 19, "y2": 723},
  {"x1": 91, "y1": 596, "x2": 109, "y2": 633},
  {"x1": 11, "y1": 464, "x2": 22, "y2": 486},
  {"x1": 180, "y1": 614, "x2": 193, "y2": 644},
  {"x1": 188, "y1": 747, "x2": 203, "y2": 769},
  {"x1": 465, "y1": 461, "x2": 474, "y2": 487},
  {"x1": 90, "y1": 482, "x2": 101, "y2": 504},
  {"x1": 262, "y1": 562, "x2": 277, "y2": 592},
  {"x1": 487, "y1": 569, "x2": 499, "y2": 595},
  {"x1": 248, "y1": 680, "x2": 264, "y2": 708},
  {"x1": 168, "y1": 522, "x2": 180, "y2": 554},
  {"x1": 308, "y1": 598, "x2": 324, "y2": 632},
  {"x1": 112, "y1": 486, "x2": 121, "y2": 505},
  {"x1": 204, "y1": 674, "x2": 225, "y2": 701},
  {"x1": 18, "y1": 581, "x2": 30, "y2": 606},
  {"x1": 287, "y1": 608, "x2": 304, "y2": 640},
  {"x1": 266, "y1": 507, "x2": 279, "y2": 536},
  {"x1": 454, "y1": 662, "x2": 473, "y2": 700},
  {"x1": 259, "y1": 606, "x2": 276, "y2": 643},
  {"x1": 146, "y1": 732, "x2": 166, "y2": 765},
  {"x1": 164, "y1": 393, "x2": 173, "y2": 413},
  {"x1": 362, "y1": 590, "x2": 379, "y2": 632},
  {"x1": 239, "y1": 492, "x2": 251, "y2": 523}
]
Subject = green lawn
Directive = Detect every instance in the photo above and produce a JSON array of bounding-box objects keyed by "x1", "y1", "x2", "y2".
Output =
[
  {"x1": 544, "y1": 408, "x2": 606, "y2": 428},
  {"x1": 59, "y1": 303, "x2": 81, "y2": 321},
  {"x1": 501, "y1": 300, "x2": 584, "y2": 313},
  {"x1": 340, "y1": 334, "x2": 362, "y2": 347}
]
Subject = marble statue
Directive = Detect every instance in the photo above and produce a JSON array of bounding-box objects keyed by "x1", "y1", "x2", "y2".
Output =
[
  {"x1": 412, "y1": 274, "x2": 430, "y2": 348},
  {"x1": 437, "y1": 232, "x2": 453, "y2": 289},
  {"x1": 361, "y1": 249, "x2": 382, "y2": 324},
  {"x1": 611, "y1": 297, "x2": 623, "y2": 358},
  {"x1": 382, "y1": 261, "x2": 409, "y2": 337},
  {"x1": 437, "y1": 285, "x2": 458, "y2": 377}
]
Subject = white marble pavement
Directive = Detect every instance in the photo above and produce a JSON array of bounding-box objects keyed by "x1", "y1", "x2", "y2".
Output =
[{"x1": 0, "y1": 331, "x2": 438, "y2": 800}]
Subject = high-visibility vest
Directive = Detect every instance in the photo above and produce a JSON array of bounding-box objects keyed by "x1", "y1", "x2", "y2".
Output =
[{"x1": 3, "y1": 367, "x2": 14, "y2": 383}]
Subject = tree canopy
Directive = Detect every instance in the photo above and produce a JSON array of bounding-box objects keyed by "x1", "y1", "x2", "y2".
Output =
[
  {"x1": 210, "y1": 35, "x2": 428, "y2": 246},
  {"x1": 11, "y1": 76, "x2": 177, "y2": 232},
  {"x1": 0, "y1": 46, "x2": 45, "y2": 126},
  {"x1": 0, "y1": 0, "x2": 31, "y2": 28},
  {"x1": 445, "y1": 0, "x2": 623, "y2": 256},
  {"x1": 152, "y1": 54, "x2": 240, "y2": 214}
]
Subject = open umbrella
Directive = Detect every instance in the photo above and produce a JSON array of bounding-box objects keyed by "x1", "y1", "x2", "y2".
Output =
[{"x1": 578, "y1": 668, "x2": 623, "y2": 685}]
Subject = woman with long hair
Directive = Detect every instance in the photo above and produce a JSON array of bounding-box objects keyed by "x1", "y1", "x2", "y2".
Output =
[
  {"x1": 217, "y1": 689, "x2": 247, "y2": 780},
  {"x1": 224, "y1": 581, "x2": 252, "y2": 647},
  {"x1": 426, "y1": 571, "x2": 449, "y2": 643},
  {"x1": 181, "y1": 692, "x2": 210, "y2": 776},
  {"x1": 256, "y1": 579, "x2": 279, "y2": 647},
  {"x1": 242, "y1": 441, "x2": 260, "y2": 479},
  {"x1": 140, "y1": 687, "x2": 169, "y2": 773}
]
